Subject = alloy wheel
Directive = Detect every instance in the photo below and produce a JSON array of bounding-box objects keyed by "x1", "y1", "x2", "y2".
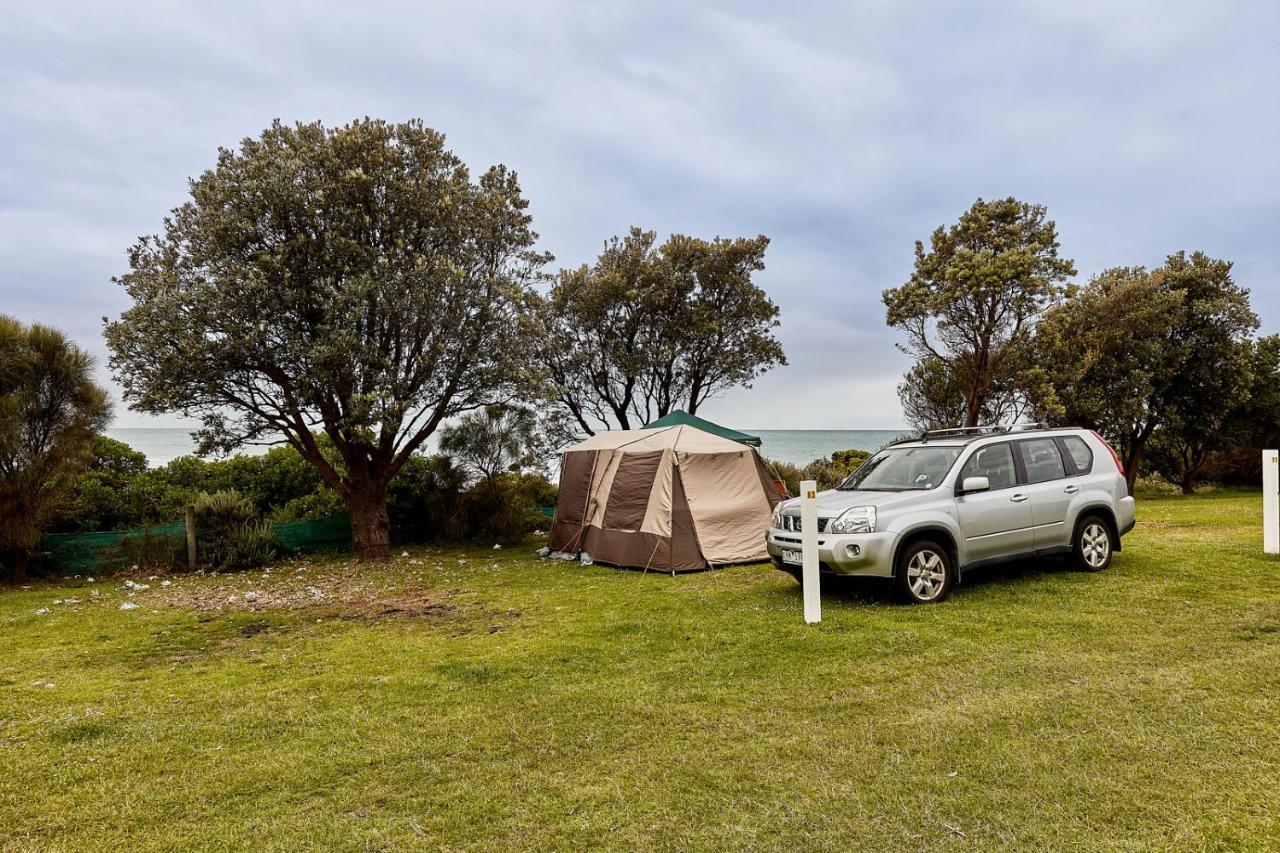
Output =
[
  {"x1": 906, "y1": 549, "x2": 947, "y2": 601},
  {"x1": 1082, "y1": 522, "x2": 1110, "y2": 569}
]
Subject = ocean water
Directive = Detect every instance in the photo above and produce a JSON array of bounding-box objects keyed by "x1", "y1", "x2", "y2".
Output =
[
  {"x1": 751, "y1": 430, "x2": 906, "y2": 466},
  {"x1": 107, "y1": 427, "x2": 907, "y2": 468}
]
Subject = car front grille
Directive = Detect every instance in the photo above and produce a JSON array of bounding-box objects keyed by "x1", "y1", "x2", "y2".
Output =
[{"x1": 781, "y1": 515, "x2": 828, "y2": 533}]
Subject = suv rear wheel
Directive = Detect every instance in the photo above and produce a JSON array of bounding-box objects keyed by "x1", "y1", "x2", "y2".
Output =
[
  {"x1": 894, "y1": 540, "x2": 954, "y2": 604},
  {"x1": 1073, "y1": 515, "x2": 1113, "y2": 572}
]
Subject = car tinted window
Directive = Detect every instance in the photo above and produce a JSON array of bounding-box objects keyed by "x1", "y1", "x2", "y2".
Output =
[
  {"x1": 1019, "y1": 438, "x2": 1066, "y2": 484},
  {"x1": 1062, "y1": 436, "x2": 1093, "y2": 473},
  {"x1": 959, "y1": 443, "x2": 1016, "y2": 489}
]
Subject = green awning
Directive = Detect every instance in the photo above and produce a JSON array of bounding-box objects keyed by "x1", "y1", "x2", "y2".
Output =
[{"x1": 642, "y1": 410, "x2": 761, "y2": 447}]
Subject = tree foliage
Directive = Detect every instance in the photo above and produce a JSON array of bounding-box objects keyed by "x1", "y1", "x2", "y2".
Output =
[
  {"x1": 105, "y1": 119, "x2": 548, "y2": 559},
  {"x1": 0, "y1": 317, "x2": 111, "y2": 581},
  {"x1": 536, "y1": 228, "x2": 784, "y2": 434},
  {"x1": 885, "y1": 197, "x2": 1075, "y2": 428}
]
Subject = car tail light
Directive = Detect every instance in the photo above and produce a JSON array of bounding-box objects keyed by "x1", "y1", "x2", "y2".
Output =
[{"x1": 1090, "y1": 430, "x2": 1125, "y2": 476}]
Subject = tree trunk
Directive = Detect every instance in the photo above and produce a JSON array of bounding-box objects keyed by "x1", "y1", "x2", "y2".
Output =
[
  {"x1": 346, "y1": 484, "x2": 392, "y2": 561},
  {"x1": 1124, "y1": 441, "x2": 1145, "y2": 494},
  {"x1": 8, "y1": 551, "x2": 27, "y2": 585}
]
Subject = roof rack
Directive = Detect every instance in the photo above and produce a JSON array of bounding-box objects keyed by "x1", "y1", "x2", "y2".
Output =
[
  {"x1": 881, "y1": 423, "x2": 1071, "y2": 450},
  {"x1": 910, "y1": 423, "x2": 1058, "y2": 443}
]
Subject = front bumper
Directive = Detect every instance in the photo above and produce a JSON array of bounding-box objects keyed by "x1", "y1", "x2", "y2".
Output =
[{"x1": 764, "y1": 527, "x2": 896, "y2": 578}]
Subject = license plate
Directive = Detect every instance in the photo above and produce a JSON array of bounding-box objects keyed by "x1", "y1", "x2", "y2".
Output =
[{"x1": 781, "y1": 549, "x2": 802, "y2": 565}]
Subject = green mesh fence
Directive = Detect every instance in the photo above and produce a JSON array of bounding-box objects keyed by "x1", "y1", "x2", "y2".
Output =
[
  {"x1": 273, "y1": 513, "x2": 352, "y2": 553},
  {"x1": 38, "y1": 513, "x2": 353, "y2": 575},
  {"x1": 39, "y1": 523, "x2": 187, "y2": 575}
]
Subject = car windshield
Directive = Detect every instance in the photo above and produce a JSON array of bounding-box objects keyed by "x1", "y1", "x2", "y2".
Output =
[{"x1": 837, "y1": 445, "x2": 963, "y2": 492}]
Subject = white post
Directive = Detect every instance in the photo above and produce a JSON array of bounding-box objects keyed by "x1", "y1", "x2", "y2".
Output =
[
  {"x1": 800, "y1": 479, "x2": 821, "y2": 624},
  {"x1": 1264, "y1": 450, "x2": 1279, "y2": 555}
]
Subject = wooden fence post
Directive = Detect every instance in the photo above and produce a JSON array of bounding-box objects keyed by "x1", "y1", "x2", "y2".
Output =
[{"x1": 185, "y1": 505, "x2": 197, "y2": 570}]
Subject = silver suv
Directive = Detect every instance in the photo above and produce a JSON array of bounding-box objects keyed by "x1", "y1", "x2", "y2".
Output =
[{"x1": 766, "y1": 426, "x2": 1136, "y2": 603}]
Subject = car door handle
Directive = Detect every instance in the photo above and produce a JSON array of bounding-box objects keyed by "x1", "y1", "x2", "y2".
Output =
[
  {"x1": 1063, "y1": 485, "x2": 1080, "y2": 494},
  {"x1": 1010, "y1": 493, "x2": 1028, "y2": 503}
]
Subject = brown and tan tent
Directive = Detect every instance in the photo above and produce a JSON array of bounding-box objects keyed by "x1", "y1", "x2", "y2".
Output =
[{"x1": 547, "y1": 426, "x2": 782, "y2": 572}]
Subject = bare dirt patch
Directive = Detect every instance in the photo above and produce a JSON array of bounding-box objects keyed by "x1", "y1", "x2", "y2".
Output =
[{"x1": 151, "y1": 559, "x2": 469, "y2": 623}]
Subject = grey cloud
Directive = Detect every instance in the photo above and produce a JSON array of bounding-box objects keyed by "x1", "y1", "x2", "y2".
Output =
[{"x1": 1, "y1": 0, "x2": 1276, "y2": 429}]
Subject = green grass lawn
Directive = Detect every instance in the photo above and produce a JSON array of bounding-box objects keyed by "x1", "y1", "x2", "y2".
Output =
[{"x1": 4, "y1": 490, "x2": 1280, "y2": 850}]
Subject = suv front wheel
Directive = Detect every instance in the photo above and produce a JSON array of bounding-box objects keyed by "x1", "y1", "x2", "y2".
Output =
[
  {"x1": 1073, "y1": 515, "x2": 1114, "y2": 572},
  {"x1": 895, "y1": 540, "x2": 954, "y2": 604}
]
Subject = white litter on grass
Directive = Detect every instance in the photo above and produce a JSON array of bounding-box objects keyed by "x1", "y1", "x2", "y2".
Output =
[
  {"x1": 307, "y1": 586, "x2": 325, "y2": 598},
  {"x1": 89, "y1": 590, "x2": 100, "y2": 598},
  {"x1": 492, "y1": 544, "x2": 502, "y2": 550},
  {"x1": 32, "y1": 679, "x2": 55, "y2": 689},
  {"x1": 160, "y1": 580, "x2": 172, "y2": 587},
  {"x1": 579, "y1": 552, "x2": 594, "y2": 566},
  {"x1": 244, "y1": 591, "x2": 260, "y2": 602},
  {"x1": 457, "y1": 559, "x2": 467, "y2": 565},
  {"x1": 119, "y1": 602, "x2": 139, "y2": 611},
  {"x1": 85, "y1": 577, "x2": 95, "y2": 583},
  {"x1": 401, "y1": 551, "x2": 410, "y2": 558},
  {"x1": 122, "y1": 580, "x2": 150, "y2": 591},
  {"x1": 34, "y1": 607, "x2": 50, "y2": 615},
  {"x1": 60, "y1": 598, "x2": 81, "y2": 606}
]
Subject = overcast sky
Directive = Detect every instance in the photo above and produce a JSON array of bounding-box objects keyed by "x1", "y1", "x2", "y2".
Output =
[{"x1": 2, "y1": 1, "x2": 1277, "y2": 430}]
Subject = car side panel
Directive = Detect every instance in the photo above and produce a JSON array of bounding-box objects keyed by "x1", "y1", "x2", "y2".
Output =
[
  {"x1": 953, "y1": 488, "x2": 1035, "y2": 564},
  {"x1": 1026, "y1": 479, "x2": 1077, "y2": 548}
]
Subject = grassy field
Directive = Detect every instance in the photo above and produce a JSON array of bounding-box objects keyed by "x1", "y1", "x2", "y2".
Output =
[{"x1": 4, "y1": 490, "x2": 1280, "y2": 850}]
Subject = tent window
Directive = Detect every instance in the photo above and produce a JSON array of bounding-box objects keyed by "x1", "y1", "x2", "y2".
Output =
[
  {"x1": 602, "y1": 451, "x2": 664, "y2": 530},
  {"x1": 556, "y1": 451, "x2": 597, "y2": 524}
]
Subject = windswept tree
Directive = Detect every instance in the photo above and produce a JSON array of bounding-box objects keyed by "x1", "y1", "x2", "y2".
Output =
[
  {"x1": 536, "y1": 227, "x2": 784, "y2": 435},
  {"x1": 1154, "y1": 252, "x2": 1259, "y2": 492},
  {"x1": 1034, "y1": 253, "x2": 1258, "y2": 491},
  {"x1": 1233, "y1": 334, "x2": 1280, "y2": 453},
  {"x1": 0, "y1": 317, "x2": 111, "y2": 582},
  {"x1": 1032, "y1": 267, "x2": 1184, "y2": 488},
  {"x1": 884, "y1": 197, "x2": 1076, "y2": 428},
  {"x1": 106, "y1": 120, "x2": 549, "y2": 559}
]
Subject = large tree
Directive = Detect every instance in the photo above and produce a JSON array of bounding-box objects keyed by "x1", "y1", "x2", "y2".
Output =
[
  {"x1": 106, "y1": 120, "x2": 548, "y2": 559},
  {"x1": 1154, "y1": 252, "x2": 1259, "y2": 492},
  {"x1": 884, "y1": 197, "x2": 1076, "y2": 428},
  {"x1": 1034, "y1": 253, "x2": 1258, "y2": 491},
  {"x1": 1233, "y1": 334, "x2": 1280, "y2": 452},
  {"x1": 0, "y1": 317, "x2": 111, "y2": 582},
  {"x1": 536, "y1": 228, "x2": 784, "y2": 435},
  {"x1": 1032, "y1": 267, "x2": 1183, "y2": 490}
]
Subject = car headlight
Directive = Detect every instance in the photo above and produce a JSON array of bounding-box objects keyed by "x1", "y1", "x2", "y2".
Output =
[{"x1": 828, "y1": 506, "x2": 876, "y2": 534}]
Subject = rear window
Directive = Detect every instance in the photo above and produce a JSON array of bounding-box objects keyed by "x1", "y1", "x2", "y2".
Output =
[{"x1": 1062, "y1": 436, "x2": 1093, "y2": 474}]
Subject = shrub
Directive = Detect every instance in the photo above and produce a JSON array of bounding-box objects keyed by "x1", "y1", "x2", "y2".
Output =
[
  {"x1": 765, "y1": 448, "x2": 873, "y2": 495},
  {"x1": 219, "y1": 520, "x2": 277, "y2": 572},
  {"x1": 193, "y1": 490, "x2": 270, "y2": 570}
]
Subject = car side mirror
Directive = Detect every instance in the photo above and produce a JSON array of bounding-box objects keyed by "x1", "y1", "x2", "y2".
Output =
[{"x1": 961, "y1": 476, "x2": 990, "y2": 494}]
